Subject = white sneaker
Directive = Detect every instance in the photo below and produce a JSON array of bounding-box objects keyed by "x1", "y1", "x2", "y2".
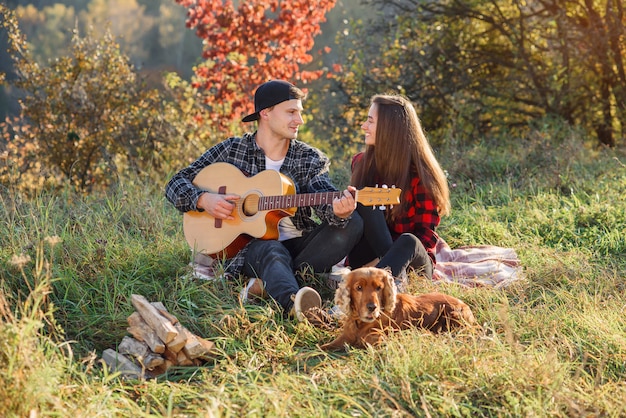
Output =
[{"x1": 291, "y1": 286, "x2": 322, "y2": 322}]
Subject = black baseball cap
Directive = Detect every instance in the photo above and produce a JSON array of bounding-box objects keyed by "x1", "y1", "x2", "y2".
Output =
[{"x1": 241, "y1": 80, "x2": 302, "y2": 122}]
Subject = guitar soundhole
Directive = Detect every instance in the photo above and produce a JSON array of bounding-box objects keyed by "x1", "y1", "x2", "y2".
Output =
[{"x1": 242, "y1": 194, "x2": 260, "y2": 217}]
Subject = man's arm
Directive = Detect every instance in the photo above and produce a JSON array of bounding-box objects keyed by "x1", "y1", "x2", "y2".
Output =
[{"x1": 164, "y1": 140, "x2": 232, "y2": 213}]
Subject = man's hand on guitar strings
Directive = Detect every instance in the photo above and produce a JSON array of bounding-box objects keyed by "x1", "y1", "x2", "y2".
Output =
[
  {"x1": 197, "y1": 192, "x2": 240, "y2": 220},
  {"x1": 332, "y1": 186, "x2": 357, "y2": 219}
]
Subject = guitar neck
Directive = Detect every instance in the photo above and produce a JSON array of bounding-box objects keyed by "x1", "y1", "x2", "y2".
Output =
[{"x1": 259, "y1": 191, "x2": 343, "y2": 210}]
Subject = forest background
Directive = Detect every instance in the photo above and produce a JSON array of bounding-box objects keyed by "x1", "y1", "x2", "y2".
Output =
[
  {"x1": 1, "y1": 0, "x2": 626, "y2": 416},
  {"x1": 2, "y1": 0, "x2": 625, "y2": 194}
]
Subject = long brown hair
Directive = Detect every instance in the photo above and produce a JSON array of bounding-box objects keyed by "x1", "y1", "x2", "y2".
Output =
[{"x1": 351, "y1": 94, "x2": 451, "y2": 218}]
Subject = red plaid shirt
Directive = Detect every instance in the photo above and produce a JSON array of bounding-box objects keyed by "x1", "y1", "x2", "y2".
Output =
[
  {"x1": 353, "y1": 153, "x2": 440, "y2": 262},
  {"x1": 392, "y1": 176, "x2": 440, "y2": 262}
]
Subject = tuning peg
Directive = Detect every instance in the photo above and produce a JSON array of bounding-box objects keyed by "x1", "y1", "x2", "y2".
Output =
[{"x1": 378, "y1": 205, "x2": 386, "y2": 210}]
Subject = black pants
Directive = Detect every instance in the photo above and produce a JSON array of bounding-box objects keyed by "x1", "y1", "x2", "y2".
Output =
[
  {"x1": 348, "y1": 204, "x2": 433, "y2": 280},
  {"x1": 242, "y1": 213, "x2": 363, "y2": 311}
]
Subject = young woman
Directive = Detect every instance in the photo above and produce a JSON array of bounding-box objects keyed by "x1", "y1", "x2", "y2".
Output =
[{"x1": 348, "y1": 94, "x2": 450, "y2": 289}]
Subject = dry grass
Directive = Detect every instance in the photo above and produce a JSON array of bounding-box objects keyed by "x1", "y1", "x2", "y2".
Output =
[{"x1": 1, "y1": 132, "x2": 626, "y2": 417}]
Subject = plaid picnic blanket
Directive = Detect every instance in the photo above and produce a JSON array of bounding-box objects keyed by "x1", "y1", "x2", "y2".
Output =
[{"x1": 433, "y1": 238, "x2": 523, "y2": 288}]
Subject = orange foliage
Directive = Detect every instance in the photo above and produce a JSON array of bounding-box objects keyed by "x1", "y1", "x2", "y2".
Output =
[{"x1": 175, "y1": 0, "x2": 336, "y2": 130}]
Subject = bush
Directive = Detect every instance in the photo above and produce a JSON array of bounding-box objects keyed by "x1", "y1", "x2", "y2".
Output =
[{"x1": 0, "y1": 7, "x2": 214, "y2": 195}]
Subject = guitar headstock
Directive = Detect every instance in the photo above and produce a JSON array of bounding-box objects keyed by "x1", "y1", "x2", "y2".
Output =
[{"x1": 355, "y1": 186, "x2": 401, "y2": 209}]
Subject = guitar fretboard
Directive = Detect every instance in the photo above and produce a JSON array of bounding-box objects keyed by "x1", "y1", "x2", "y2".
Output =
[{"x1": 260, "y1": 191, "x2": 343, "y2": 210}]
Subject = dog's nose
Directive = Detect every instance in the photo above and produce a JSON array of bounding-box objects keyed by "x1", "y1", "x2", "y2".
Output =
[{"x1": 366, "y1": 303, "x2": 377, "y2": 312}]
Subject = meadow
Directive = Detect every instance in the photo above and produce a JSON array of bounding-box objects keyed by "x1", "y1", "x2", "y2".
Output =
[{"x1": 1, "y1": 125, "x2": 626, "y2": 417}]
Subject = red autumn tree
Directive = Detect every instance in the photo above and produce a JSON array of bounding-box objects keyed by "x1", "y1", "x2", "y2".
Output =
[{"x1": 175, "y1": 0, "x2": 336, "y2": 129}]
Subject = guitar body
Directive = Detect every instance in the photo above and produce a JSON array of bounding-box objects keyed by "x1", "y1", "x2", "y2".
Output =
[{"x1": 183, "y1": 163, "x2": 297, "y2": 258}]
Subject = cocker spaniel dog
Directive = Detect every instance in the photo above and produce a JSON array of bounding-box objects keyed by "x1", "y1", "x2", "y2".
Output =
[{"x1": 321, "y1": 267, "x2": 476, "y2": 351}]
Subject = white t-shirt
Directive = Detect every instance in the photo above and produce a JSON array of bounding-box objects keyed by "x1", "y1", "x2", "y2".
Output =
[{"x1": 265, "y1": 156, "x2": 303, "y2": 241}]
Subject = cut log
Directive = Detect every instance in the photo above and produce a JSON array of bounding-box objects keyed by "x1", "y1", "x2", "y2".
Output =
[
  {"x1": 151, "y1": 301, "x2": 179, "y2": 325},
  {"x1": 149, "y1": 359, "x2": 174, "y2": 376},
  {"x1": 196, "y1": 336, "x2": 217, "y2": 359},
  {"x1": 181, "y1": 327, "x2": 204, "y2": 359},
  {"x1": 127, "y1": 312, "x2": 166, "y2": 354},
  {"x1": 119, "y1": 335, "x2": 151, "y2": 358},
  {"x1": 180, "y1": 327, "x2": 216, "y2": 359},
  {"x1": 162, "y1": 347, "x2": 178, "y2": 364},
  {"x1": 176, "y1": 349, "x2": 194, "y2": 366},
  {"x1": 101, "y1": 348, "x2": 144, "y2": 379},
  {"x1": 143, "y1": 354, "x2": 165, "y2": 370},
  {"x1": 131, "y1": 294, "x2": 178, "y2": 344},
  {"x1": 118, "y1": 336, "x2": 165, "y2": 370},
  {"x1": 165, "y1": 322, "x2": 188, "y2": 353}
]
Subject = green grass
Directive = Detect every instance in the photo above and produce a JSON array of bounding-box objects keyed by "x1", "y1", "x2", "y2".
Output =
[{"x1": 1, "y1": 130, "x2": 626, "y2": 417}]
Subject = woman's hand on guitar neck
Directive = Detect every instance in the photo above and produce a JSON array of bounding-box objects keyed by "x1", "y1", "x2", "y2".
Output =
[
  {"x1": 197, "y1": 192, "x2": 240, "y2": 220},
  {"x1": 332, "y1": 186, "x2": 357, "y2": 219}
]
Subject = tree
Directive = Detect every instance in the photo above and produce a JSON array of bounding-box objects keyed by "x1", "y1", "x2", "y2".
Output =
[
  {"x1": 334, "y1": 0, "x2": 625, "y2": 147},
  {"x1": 174, "y1": 0, "x2": 337, "y2": 130}
]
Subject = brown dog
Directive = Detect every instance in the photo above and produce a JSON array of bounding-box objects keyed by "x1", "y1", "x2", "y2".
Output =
[{"x1": 321, "y1": 267, "x2": 476, "y2": 351}]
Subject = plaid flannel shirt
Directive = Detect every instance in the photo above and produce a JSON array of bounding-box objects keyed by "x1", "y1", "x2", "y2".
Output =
[
  {"x1": 165, "y1": 132, "x2": 349, "y2": 275},
  {"x1": 391, "y1": 176, "x2": 441, "y2": 263}
]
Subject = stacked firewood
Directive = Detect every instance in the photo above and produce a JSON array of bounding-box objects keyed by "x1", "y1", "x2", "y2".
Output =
[{"x1": 101, "y1": 294, "x2": 216, "y2": 379}]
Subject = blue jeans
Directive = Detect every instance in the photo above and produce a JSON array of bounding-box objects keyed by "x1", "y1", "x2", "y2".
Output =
[
  {"x1": 348, "y1": 204, "x2": 433, "y2": 280},
  {"x1": 242, "y1": 213, "x2": 363, "y2": 311}
]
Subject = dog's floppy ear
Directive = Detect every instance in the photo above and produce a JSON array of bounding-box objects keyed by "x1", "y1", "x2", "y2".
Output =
[
  {"x1": 334, "y1": 271, "x2": 353, "y2": 317},
  {"x1": 381, "y1": 268, "x2": 397, "y2": 313}
]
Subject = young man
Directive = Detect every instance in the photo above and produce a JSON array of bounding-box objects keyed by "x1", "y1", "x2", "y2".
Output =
[{"x1": 165, "y1": 80, "x2": 363, "y2": 321}]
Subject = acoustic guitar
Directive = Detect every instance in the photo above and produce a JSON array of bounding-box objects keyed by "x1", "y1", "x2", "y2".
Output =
[{"x1": 183, "y1": 162, "x2": 401, "y2": 258}]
